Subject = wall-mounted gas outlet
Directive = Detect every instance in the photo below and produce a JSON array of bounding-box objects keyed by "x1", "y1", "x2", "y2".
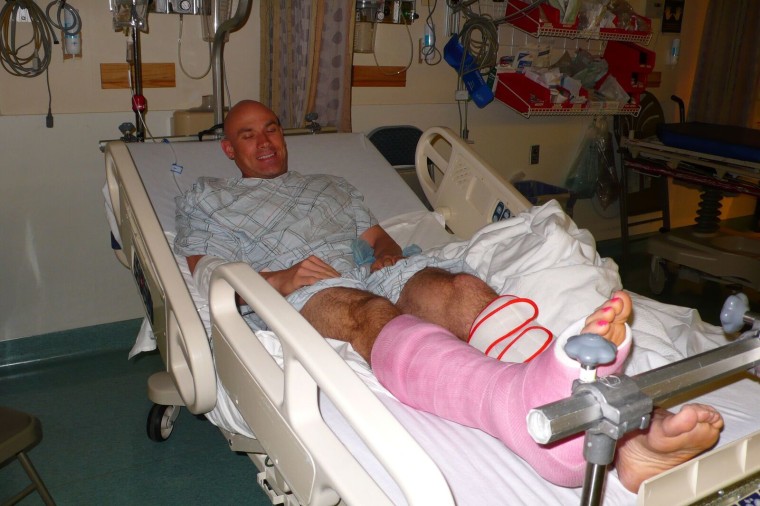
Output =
[
  {"x1": 530, "y1": 144, "x2": 540, "y2": 165},
  {"x1": 645, "y1": 0, "x2": 664, "y2": 19},
  {"x1": 16, "y1": 8, "x2": 31, "y2": 22}
]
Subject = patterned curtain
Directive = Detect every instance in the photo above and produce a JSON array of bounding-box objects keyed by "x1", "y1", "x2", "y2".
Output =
[
  {"x1": 689, "y1": 1, "x2": 760, "y2": 128},
  {"x1": 260, "y1": 0, "x2": 354, "y2": 131}
]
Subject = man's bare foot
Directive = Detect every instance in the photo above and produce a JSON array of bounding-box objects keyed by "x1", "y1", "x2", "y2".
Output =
[
  {"x1": 615, "y1": 404, "x2": 724, "y2": 492},
  {"x1": 579, "y1": 290, "x2": 632, "y2": 346}
]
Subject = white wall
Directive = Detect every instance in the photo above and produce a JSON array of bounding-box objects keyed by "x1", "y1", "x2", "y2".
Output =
[
  {"x1": 0, "y1": 112, "x2": 155, "y2": 338},
  {"x1": 1, "y1": 4, "x2": 260, "y2": 341},
  {"x1": 1, "y1": 0, "x2": 753, "y2": 341}
]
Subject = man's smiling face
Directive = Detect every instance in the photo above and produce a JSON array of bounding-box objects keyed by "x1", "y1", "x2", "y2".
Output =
[{"x1": 221, "y1": 100, "x2": 289, "y2": 179}]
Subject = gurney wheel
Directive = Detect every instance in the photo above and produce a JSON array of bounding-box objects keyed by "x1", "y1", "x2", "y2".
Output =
[
  {"x1": 147, "y1": 403, "x2": 180, "y2": 442},
  {"x1": 649, "y1": 256, "x2": 671, "y2": 295}
]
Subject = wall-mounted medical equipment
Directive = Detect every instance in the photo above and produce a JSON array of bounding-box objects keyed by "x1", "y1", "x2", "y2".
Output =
[
  {"x1": 382, "y1": 0, "x2": 417, "y2": 24},
  {"x1": 43, "y1": 1, "x2": 82, "y2": 58},
  {"x1": 201, "y1": 0, "x2": 232, "y2": 42},
  {"x1": 354, "y1": 1, "x2": 378, "y2": 53},
  {"x1": 62, "y1": 7, "x2": 81, "y2": 56},
  {"x1": 152, "y1": 0, "x2": 201, "y2": 15},
  {"x1": 107, "y1": 0, "x2": 251, "y2": 140},
  {"x1": 0, "y1": 1, "x2": 84, "y2": 70},
  {"x1": 0, "y1": 0, "x2": 84, "y2": 127},
  {"x1": 151, "y1": 0, "x2": 232, "y2": 42},
  {"x1": 110, "y1": 0, "x2": 148, "y2": 32},
  {"x1": 353, "y1": 0, "x2": 417, "y2": 53}
]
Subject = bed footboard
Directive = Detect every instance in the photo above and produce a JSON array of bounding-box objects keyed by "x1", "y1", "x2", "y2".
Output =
[
  {"x1": 415, "y1": 126, "x2": 532, "y2": 239},
  {"x1": 209, "y1": 262, "x2": 454, "y2": 506},
  {"x1": 104, "y1": 141, "x2": 216, "y2": 414}
]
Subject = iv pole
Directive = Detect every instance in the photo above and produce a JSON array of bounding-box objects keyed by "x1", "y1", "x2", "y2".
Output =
[
  {"x1": 111, "y1": 0, "x2": 148, "y2": 142},
  {"x1": 211, "y1": 0, "x2": 252, "y2": 137},
  {"x1": 130, "y1": 9, "x2": 146, "y2": 142}
]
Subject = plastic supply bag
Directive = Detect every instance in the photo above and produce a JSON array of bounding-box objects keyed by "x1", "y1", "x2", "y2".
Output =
[
  {"x1": 593, "y1": 118, "x2": 620, "y2": 210},
  {"x1": 565, "y1": 121, "x2": 600, "y2": 199},
  {"x1": 565, "y1": 118, "x2": 619, "y2": 206}
]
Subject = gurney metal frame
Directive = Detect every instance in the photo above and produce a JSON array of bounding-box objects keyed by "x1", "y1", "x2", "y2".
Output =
[{"x1": 620, "y1": 134, "x2": 760, "y2": 294}]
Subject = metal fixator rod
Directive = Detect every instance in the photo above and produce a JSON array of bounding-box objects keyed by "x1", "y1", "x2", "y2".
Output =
[
  {"x1": 529, "y1": 337, "x2": 760, "y2": 445},
  {"x1": 529, "y1": 336, "x2": 760, "y2": 506}
]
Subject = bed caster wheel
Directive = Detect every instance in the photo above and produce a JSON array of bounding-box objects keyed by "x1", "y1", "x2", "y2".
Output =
[
  {"x1": 147, "y1": 404, "x2": 180, "y2": 442},
  {"x1": 648, "y1": 256, "x2": 671, "y2": 295}
]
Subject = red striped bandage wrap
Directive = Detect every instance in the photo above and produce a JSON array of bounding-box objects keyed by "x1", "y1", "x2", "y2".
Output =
[{"x1": 468, "y1": 294, "x2": 554, "y2": 363}]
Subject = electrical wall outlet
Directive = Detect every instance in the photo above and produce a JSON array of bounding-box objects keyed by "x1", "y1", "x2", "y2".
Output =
[
  {"x1": 455, "y1": 90, "x2": 469, "y2": 101},
  {"x1": 530, "y1": 144, "x2": 540, "y2": 164},
  {"x1": 16, "y1": 8, "x2": 31, "y2": 22},
  {"x1": 645, "y1": 0, "x2": 664, "y2": 19}
]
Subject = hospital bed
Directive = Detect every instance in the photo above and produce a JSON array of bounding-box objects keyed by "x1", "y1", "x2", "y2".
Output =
[{"x1": 103, "y1": 127, "x2": 760, "y2": 505}]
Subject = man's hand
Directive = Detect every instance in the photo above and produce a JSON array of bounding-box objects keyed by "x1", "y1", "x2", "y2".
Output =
[
  {"x1": 361, "y1": 224, "x2": 404, "y2": 273},
  {"x1": 262, "y1": 255, "x2": 341, "y2": 296},
  {"x1": 370, "y1": 254, "x2": 404, "y2": 273}
]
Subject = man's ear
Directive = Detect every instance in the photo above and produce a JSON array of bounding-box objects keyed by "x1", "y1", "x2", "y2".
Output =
[{"x1": 221, "y1": 139, "x2": 235, "y2": 160}]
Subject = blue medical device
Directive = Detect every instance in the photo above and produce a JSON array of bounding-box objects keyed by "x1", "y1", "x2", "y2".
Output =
[{"x1": 443, "y1": 34, "x2": 494, "y2": 109}]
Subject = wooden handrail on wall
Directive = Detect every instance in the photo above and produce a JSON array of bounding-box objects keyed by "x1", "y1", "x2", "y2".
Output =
[
  {"x1": 100, "y1": 63, "x2": 176, "y2": 89},
  {"x1": 352, "y1": 65, "x2": 406, "y2": 87}
]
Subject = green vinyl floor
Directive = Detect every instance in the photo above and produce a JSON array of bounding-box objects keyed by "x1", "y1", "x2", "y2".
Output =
[{"x1": 0, "y1": 322, "x2": 270, "y2": 506}]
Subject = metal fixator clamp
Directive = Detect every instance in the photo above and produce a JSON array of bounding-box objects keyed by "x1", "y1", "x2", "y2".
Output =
[
  {"x1": 529, "y1": 315, "x2": 760, "y2": 506},
  {"x1": 721, "y1": 293, "x2": 760, "y2": 334},
  {"x1": 529, "y1": 333, "x2": 653, "y2": 506}
]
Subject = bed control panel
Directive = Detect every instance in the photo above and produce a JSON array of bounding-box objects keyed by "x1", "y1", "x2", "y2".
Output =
[{"x1": 492, "y1": 201, "x2": 513, "y2": 222}]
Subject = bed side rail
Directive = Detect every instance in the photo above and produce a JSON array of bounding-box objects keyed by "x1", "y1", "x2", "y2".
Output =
[
  {"x1": 415, "y1": 126, "x2": 532, "y2": 239},
  {"x1": 210, "y1": 263, "x2": 455, "y2": 506},
  {"x1": 104, "y1": 141, "x2": 216, "y2": 414}
]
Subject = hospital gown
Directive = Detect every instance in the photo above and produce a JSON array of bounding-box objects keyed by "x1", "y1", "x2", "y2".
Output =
[
  {"x1": 174, "y1": 171, "x2": 464, "y2": 311},
  {"x1": 175, "y1": 171, "x2": 376, "y2": 274}
]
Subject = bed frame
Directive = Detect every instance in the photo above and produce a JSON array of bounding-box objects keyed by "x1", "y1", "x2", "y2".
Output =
[
  {"x1": 105, "y1": 127, "x2": 760, "y2": 505},
  {"x1": 104, "y1": 127, "x2": 531, "y2": 505}
]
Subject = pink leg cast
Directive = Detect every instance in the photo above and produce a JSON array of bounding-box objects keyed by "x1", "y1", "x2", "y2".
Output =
[{"x1": 372, "y1": 315, "x2": 623, "y2": 487}]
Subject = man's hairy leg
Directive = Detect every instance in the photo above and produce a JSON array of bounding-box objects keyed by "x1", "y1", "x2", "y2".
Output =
[
  {"x1": 396, "y1": 267, "x2": 497, "y2": 341},
  {"x1": 300, "y1": 287, "x2": 400, "y2": 365}
]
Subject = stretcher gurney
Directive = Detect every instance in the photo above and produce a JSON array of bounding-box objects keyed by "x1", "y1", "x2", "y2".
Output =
[
  {"x1": 620, "y1": 124, "x2": 760, "y2": 294},
  {"x1": 104, "y1": 127, "x2": 760, "y2": 505}
]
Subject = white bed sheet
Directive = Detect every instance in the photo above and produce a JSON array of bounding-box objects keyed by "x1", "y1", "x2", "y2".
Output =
[{"x1": 109, "y1": 135, "x2": 760, "y2": 506}]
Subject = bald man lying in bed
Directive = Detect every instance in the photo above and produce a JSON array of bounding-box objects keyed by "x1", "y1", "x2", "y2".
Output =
[{"x1": 174, "y1": 99, "x2": 723, "y2": 491}]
